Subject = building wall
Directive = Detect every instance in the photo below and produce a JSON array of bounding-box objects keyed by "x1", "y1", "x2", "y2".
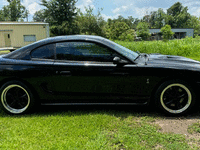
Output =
[
  {"x1": 149, "y1": 28, "x2": 194, "y2": 39},
  {"x1": 0, "y1": 23, "x2": 49, "y2": 48}
]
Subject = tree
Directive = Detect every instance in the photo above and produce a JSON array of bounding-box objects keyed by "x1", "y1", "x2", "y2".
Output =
[
  {"x1": 160, "y1": 25, "x2": 174, "y2": 40},
  {"x1": 39, "y1": 0, "x2": 78, "y2": 35},
  {"x1": 153, "y1": 8, "x2": 166, "y2": 28},
  {"x1": 119, "y1": 29, "x2": 136, "y2": 41},
  {"x1": 167, "y1": 2, "x2": 183, "y2": 16},
  {"x1": 187, "y1": 16, "x2": 200, "y2": 37},
  {"x1": 166, "y1": 2, "x2": 191, "y2": 28},
  {"x1": 24, "y1": 9, "x2": 29, "y2": 22},
  {"x1": 0, "y1": 0, "x2": 26, "y2": 21},
  {"x1": 105, "y1": 21, "x2": 130, "y2": 40},
  {"x1": 33, "y1": 9, "x2": 52, "y2": 22},
  {"x1": 136, "y1": 22, "x2": 150, "y2": 40},
  {"x1": 75, "y1": 7, "x2": 106, "y2": 36},
  {"x1": 41, "y1": 0, "x2": 77, "y2": 25}
]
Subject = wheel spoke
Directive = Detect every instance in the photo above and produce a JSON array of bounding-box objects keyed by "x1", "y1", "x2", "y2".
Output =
[
  {"x1": 19, "y1": 94, "x2": 27, "y2": 99},
  {"x1": 18, "y1": 102, "x2": 24, "y2": 108},
  {"x1": 165, "y1": 99, "x2": 175, "y2": 105},
  {"x1": 9, "y1": 99, "x2": 18, "y2": 108},
  {"x1": 176, "y1": 100, "x2": 183, "y2": 109}
]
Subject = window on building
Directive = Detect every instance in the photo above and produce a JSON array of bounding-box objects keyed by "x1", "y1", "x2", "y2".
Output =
[{"x1": 24, "y1": 35, "x2": 36, "y2": 42}]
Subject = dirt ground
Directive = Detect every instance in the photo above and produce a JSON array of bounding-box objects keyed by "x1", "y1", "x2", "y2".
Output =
[{"x1": 154, "y1": 114, "x2": 200, "y2": 139}]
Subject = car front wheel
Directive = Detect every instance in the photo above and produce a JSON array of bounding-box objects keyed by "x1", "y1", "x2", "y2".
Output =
[
  {"x1": 0, "y1": 81, "x2": 35, "y2": 115},
  {"x1": 155, "y1": 80, "x2": 196, "y2": 115}
]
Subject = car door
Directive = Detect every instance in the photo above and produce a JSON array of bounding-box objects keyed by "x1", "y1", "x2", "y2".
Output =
[
  {"x1": 52, "y1": 41, "x2": 148, "y2": 102},
  {"x1": 29, "y1": 43, "x2": 56, "y2": 100}
]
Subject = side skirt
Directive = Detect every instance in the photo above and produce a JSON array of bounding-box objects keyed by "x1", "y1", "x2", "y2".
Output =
[{"x1": 41, "y1": 102, "x2": 148, "y2": 106}]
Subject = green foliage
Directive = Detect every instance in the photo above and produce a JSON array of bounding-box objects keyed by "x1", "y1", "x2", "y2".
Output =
[
  {"x1": 28, "y1": 1, "x2": 200, "y2": 39},
  {"x1": 0, "y1": 0, "x2": 26, "y2": 21},
  {"x1": 148, "y1": 8, "x2": 166, "y2": 28},
  {"x1": 75, "y1": 7, "x2": 106, "y2": 36},
  {"x1": 40, "y1": 0, "x2": 77, "y2": 25},
  {"x1": 167, "y1": 2, "x2": 183, "y2": 16},
  {"x1": 188, "y1": 122, "x2": 200, "y2": 134},
  {"x1": 106, "y1": 21, "x2": 130, "y2": 40},
  {"x1": 187, "y1": 16, "x2": 200, "y2": 37},
  {"x1": 33, "y1": 9, "x2": 49, "y2": 22},
  {"x1": 115, "y1": 36, "x2": 200, "y2": 59},
  {"x1": 160, "y1": 25, "x2": 174, "y2": 40},
  {"x1": 166, "y1": 2, "x2": 191, "y2": 28},
  {"x1": 50, "y1": 21, "x2": 80, "y2": 36},
  {"x1": 119, "y1": 29, "x2": 135, "y2": 41},
  {"x1": 136, "y1": 22, "x2": 150, "y2": 40},
  {"x1": 40, "y1": 0, "x2": 77, "y2": 35}
]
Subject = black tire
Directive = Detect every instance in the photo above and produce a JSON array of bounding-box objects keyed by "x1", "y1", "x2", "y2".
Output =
[
  {"x1": 155, "y1": 80, "x2": 196, "y2": 116},
  {"x1": 0, "y1": 81, "x2": 35, "y2": 115}
]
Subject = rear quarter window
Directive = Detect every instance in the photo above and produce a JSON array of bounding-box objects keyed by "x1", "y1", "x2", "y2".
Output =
[{"x1": 31, "y1": 44, "x2": 55, "y2": 59}]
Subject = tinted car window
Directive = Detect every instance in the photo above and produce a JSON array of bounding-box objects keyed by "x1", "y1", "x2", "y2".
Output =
[
  {"x1": 56, "y1": 42, "x2": 116, "y2": 62},
  {"x1": 31, "y1": 44, "x2": 55, "y2": 59}
]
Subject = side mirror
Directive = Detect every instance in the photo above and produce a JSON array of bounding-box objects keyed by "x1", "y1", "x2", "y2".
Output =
[
  {"x1": 113, "y1": 56, "x2": 128, "y2": 65},
  {"x1": 113, "y1": 56, "x2": 121, "y2": 64}
]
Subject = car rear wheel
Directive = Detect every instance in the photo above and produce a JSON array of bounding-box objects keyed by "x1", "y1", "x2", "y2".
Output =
[
  {"x1": 0, "y1": 81, "x2": 35, "y2": 115},
  {"x1": 155, "y1": 80, "x2": 196, "y2": 115}
]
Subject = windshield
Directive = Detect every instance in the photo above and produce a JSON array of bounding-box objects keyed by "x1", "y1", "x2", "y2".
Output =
[
  {"x1": 102, "y1": 38, "x2": 139, "y2": 61},
  {"x1": 113, "y1": 42, "x2": 139, "y2": 60}
]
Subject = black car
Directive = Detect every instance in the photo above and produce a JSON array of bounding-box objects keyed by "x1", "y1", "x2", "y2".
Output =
[{"x1": 0, "y1": 35, "x2": 200, "y2": 115}]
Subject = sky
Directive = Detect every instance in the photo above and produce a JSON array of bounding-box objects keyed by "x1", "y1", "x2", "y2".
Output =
[{"x1": 1, "y1": 0, "x2": 200, "y2": 21}]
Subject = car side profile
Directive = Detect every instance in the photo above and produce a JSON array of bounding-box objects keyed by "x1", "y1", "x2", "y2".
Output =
[{"x1": 0, "y1": 35, "x2": 200, "y2": 115}]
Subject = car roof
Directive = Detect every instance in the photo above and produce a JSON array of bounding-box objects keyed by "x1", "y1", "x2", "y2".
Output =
[
  {"x1": 34, "y1": 35, "x2": 109, "y2": 46},
  {"x1": 4, "y1": 35, "x2": 115, "y2": 60}
]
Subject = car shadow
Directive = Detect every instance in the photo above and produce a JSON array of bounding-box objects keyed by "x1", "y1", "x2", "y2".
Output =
[
  {"x1": 35, "y1": 104, "x2": 200, "y2": 118},
  {"x1": 0, "y1": 104, "x2": 200, "y2": 119}
]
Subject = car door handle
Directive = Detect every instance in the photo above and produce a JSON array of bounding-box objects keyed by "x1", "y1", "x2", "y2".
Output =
[{"x1": 57, "y1": 71, "x2": 71, "y2": 75}]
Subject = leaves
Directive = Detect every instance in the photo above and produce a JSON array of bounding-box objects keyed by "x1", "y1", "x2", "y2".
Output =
[
  {"x1": 40, "y1": 0, "x2": 77, "y2": 25},
  {"x1": 160, "y1": 25, "x2": 174, "y2": 40},
  {"x1": 136, "y1": 22, "x2": 150, "y2": 40},
  {"x1": 0, "y1": 0, "x2": 26, "y2": 21}
]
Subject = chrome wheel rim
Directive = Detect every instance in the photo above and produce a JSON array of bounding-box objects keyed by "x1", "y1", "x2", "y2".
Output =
[
  {"x1": 1, "y1": 84, "x2": 30, "y2": 114},
  {"x1": 160, "y1": 83, "x2": 192, "y2": 114}
]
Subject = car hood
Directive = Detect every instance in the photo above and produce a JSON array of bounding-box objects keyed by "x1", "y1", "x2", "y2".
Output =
[
  {"x1": 148, "y1": 54, "x2": 200, "y2": 64},
  {"x1": 136, "y1": 53, "x2": 200, "y2": 71}
]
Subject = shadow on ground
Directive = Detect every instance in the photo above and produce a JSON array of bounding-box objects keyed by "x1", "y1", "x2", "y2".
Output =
[
  {"x1": 0, "y1": 103, "x2": 200, "y2": 119},
  {"x1": 32, "y1": 104, "x2": 200, "y2": 119}
]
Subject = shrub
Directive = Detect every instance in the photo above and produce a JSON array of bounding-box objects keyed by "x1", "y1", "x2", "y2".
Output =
[{"x1": 119, "y1": 29, "x2": 136, "y2": 41}]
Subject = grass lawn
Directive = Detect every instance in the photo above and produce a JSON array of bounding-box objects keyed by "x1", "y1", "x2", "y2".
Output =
[
  {"x1": 0, "y1": 106, "x2": 199, "y2": 150},
  {"x1": 0, "y1": 50, "x2": 10, "y2": 55}
]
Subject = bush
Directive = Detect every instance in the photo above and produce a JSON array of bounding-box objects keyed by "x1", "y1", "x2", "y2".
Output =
[
  {"x1": 119, "y1": 29, "x2": 135, "y2": 41},
  {"x1": 160, "y1": 25, "x2": 174, "y2": 40},
  {"x1": 115, "y1": 36, "x2": 200, "y2": 58}
]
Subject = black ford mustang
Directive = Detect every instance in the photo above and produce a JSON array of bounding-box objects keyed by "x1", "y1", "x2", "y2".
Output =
[{"x1": 0, "y1": 35, "x2": 200, "y2": 115}]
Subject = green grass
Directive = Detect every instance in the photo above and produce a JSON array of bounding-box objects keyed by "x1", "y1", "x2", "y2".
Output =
[
  {"x1": 188, "y1": 122, "x2": 200, "y2": 134},
  {"x1": 115, "y1": 36, "x2": 200, "y2": 59},
  {"x1": 0, "y1": 50, "x2": 10, "y2": 55},
  {"x1": 0, "y1": 107, "x2": 197, "y2": 150}
]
